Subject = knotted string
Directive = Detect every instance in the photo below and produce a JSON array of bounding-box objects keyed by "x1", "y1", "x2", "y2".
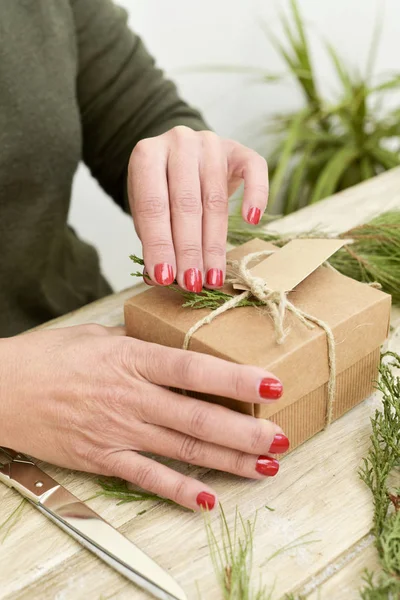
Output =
[{"x1": 183, "y1": 250, "x2": 337, "y2": 427}]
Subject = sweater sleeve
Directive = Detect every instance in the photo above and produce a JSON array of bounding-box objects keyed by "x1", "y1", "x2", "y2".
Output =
[{"x1": 70, "y1": 0, "x2": 208, "y2": 209}]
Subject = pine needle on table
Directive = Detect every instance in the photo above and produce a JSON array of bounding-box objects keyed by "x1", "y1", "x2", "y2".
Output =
[
  {"x1": 203, "y1": 506, "x2": 272, "y2": 600},
  {"x1": 92, "y1": 478, "x2": 177, "y2": 507}
]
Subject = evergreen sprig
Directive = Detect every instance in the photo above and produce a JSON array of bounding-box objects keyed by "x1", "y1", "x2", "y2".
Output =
[
  {"x1": 227, "y1": 210, "x2": 400, "y2": 304},
  {"x1": 358, "y1": 351, "x2": 400, "y2": 598},
  {"x1": 129, "y1": 256, "x2": 263, "y2": 310}
]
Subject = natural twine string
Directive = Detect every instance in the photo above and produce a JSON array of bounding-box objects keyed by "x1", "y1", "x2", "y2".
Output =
[{"x1": 183, "y1": 250, "x2": 337, "y2": 427}]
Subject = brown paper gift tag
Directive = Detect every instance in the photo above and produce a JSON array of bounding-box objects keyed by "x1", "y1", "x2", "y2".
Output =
[{"x1": 234, "y1": 238, "x2": 348, "y2": 293}]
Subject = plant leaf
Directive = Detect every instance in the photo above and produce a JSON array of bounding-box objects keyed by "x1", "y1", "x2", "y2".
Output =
[
  {"x1": 268, "y1": 108, "x2": 312, "y2": 208},
  {"x1": 309, "y1": 146, "x2": 360, "y2": 204},
  {"x1": 283, "y1": 142, "x2": 316, "y2": 214},
  {"x1": 369, "y1": 74, "x2": 400, "y2": 93},
  {"x1": 324, "y1": 41, "x2": 352, "y2": 94}
]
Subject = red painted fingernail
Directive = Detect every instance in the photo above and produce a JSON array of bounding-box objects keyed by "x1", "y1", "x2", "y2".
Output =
[
  {"x1": 196, "y1": 491, "x2": 216, "y2": 510},
  {"x1": 206, "y1": 268, "x2": 224, "y2": 287},
  {"x1": 256, "y1": 455, "x2": 280, "y2": 476},
  {"x1": 154, "y1": 263, "x2": 174, "y2": 286},
  {"x1": 269, "y1": 433, "x2": 290, "y2": 454},
  {"x1": 247, "y1": 207, "x2": 261, "y2": 225},
  {"x1": 259, "y1": 377, "x2": 283, "y2": 400},
  {"x1": 184, "y1": 268, "x2": 203, "y2": 293}
]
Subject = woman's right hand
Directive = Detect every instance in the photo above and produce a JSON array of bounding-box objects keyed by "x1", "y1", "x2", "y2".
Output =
[{"x1": 0, "y1": 324, "x2": 288, "y2": 511}]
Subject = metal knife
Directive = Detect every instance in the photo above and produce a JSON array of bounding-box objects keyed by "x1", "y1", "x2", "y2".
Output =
[{"x1": 0, "y1": 447, "x2": 187, "y2": 600}]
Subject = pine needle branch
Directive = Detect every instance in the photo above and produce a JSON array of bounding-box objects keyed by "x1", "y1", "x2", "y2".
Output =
[
  {"x1": 92, "y1": 478, "x2": 178, "y2": 507},
  {"x1": 129, "y1": 256, "x2": 264, "y2": 310},
  {"x1": 358, "y1": 351, "x2": 400, "y2": 598},
  {"x1": 227, "y1": 210, "x2": 400, "y2": 304}
]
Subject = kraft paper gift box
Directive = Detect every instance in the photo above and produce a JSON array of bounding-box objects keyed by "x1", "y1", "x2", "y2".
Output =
[{"x1": 124, "y1": 238, "x2": 391, "y2": 451}]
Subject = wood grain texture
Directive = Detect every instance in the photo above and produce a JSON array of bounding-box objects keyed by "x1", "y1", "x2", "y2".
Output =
[{"x1": 1, "y1": 167, "x2": 400, "y2": 599}]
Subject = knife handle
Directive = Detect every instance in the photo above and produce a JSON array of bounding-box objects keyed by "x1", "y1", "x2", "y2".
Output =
[{"x1": 0, "y1": 453, "x2": 59, "y2": 504}]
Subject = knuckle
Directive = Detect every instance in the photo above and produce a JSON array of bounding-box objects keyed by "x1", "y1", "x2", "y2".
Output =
[
  {"x1": 135, "y1": 195, "x2": 167, "y2": 219},
  {"x1": 134, "y1": 463, "x2": 159, "y2": 491},
  {"x1": 203, "y1": 188, "x2": 228, "y2": 213},
  {"x1": 249, "y1": 425, "x2": 265, "y2": 453},
  {"x1": 204, "y1": 184, "x2": 228, "y2": 213},
  {"x1": 178, "y1": 353, "x2": 198, "y2": 385},
  {"x1": 143, "y1": 239, "x2": 175, "y2": 256},
  {"x1": 233, "y1": 451, "x2": 247, "y2": 474},
  {"x1": 201, "y1": 130, "x2": 219, "y2": 144},
  {"x1": 172, "y1": 478, "x2": 187, "y2": 505},
  {"x1": 170, "y1": 125, "x2": 193, "y2": 139},
  {"x1": 250, "y1": 183, "x2": 269, "y2": 197},
  {"x1": 173, "y1": 191, "x2": 202, "y2": 215},
  {"x1": 255, "y1": 154, "x2": 268, "y2": 169},
  {"x1": 188, "y1": 406, "x2": 209, "y2": 438},
  {"x1": 180, "y1": 244, "x2": 202, "y2": 260},
  {"x1": 81, "y1": 323, "x2": 108, "y2": 337},
  {"x1": 177, "y1": 435, "x2": 203, "y2": 463},
  {"x1": 132, "y1": 138, "x2": 154, "y2": 158},
  {"x1": 229, "y1": 369, "x2": 245, "y2": 399},
  {"x1": 133, "y1": 342, "x2": 160, "y2": 381},
  {"x1": 206, "y1": 243, "x2": 226, "y2": 258}
]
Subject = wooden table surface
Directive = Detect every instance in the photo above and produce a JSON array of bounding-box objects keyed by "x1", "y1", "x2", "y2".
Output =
[{"x1": 1, "y1": 168, "x2": 400, "y2": 600}]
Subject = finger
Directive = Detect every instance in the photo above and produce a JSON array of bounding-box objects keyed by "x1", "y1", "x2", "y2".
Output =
[
  {"x1": 200, "y1": 132, "x2": 228, "y2": 289},
  {"x1": 141, "y1": 387, "x2": 283, "y2": 454},
  {"x1": 142, "y1": 425, "x2": 280, "y2": 479},
  {"x1": 133, "y1": 341, "x2": 283, "y2": 404},
  {"x1": 107, "y1": 326, "x2": 127, "y2": 336},
  {"x1": 109, "y1": 450, "x2": 217, "y2": 511},
  {"x1": 128, "y1": 139, "x2": 176, "y2": 286},
  {"x1": 228, "y1": 143, "x2": 269, "y2": 225},
  {"x1": 167, "y1": 127, "x2": 203, "y2": 292}
]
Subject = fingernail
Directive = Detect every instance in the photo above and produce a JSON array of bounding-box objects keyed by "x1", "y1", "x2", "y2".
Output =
[
  {"x1": 184, "y1": 268, "x2": 203, "y2": 293},
  {"x1": 196, "y1": 491, "x2": 216, "y2": 510},
  {"x1": 259, "y1": 377, "x2": 283, "y2": 400},
  {"x1": 256, "y1": 455, "x2": 280, "y2": 476},
  {"x1": 206, "y1": 268, "x2": 224, "y2": 287},
  {"x1": 269, "y1": 433, "x2": 290, "y2": 454},
  {"x1": 154, "y1": 263, "x2": 174, "y2": 286},
  {"x1": 247, "y1": 207, "x2": 261, "y2": 225}
]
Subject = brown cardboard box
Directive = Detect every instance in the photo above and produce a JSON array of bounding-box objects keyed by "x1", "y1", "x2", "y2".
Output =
[{"x1": 124, "y1": 239, "x2": 391, "y2": 451}]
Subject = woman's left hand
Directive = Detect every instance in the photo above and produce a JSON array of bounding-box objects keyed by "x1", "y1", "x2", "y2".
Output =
[{"x1": 127, "y1": 127, "x2": 268, "y2": 291}]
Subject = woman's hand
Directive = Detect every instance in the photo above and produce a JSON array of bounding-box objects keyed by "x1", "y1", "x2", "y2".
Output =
[
  {"x1": 1, "y1": 325, "x2": 287, "y2": 511},
  {"x1": 128, "y1": 127, "x2": 268, "y2": 291}
]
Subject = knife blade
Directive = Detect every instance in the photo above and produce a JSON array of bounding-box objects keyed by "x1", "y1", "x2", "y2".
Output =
[{"x1": 0, "y1": 448, "x2": 187, "y2": 600}]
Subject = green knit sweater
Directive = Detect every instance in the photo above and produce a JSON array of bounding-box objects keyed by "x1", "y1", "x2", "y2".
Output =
[{"x1": 0, "y1": 0, "x2": 206, "y2": 337}]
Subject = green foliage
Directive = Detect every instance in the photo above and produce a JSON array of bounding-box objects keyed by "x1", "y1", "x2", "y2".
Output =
[
  {"x1": 228, "y1": 210, "x2": 400, "y2": 305},
  {"x1": 93, "y1": 478, "x2": 177, "y2": 506},
  {"x1": 198, "y1": 0, "x2": 400, "y2": 213},
  {"x1": 129, "y1": 255, "x2": 263, "y2": 309},
  {"x1": 265, "y1": 0, "x2": 400, "y2": 213},
  {"x1": 203, "y1": 506, "x2": 272, "y2": 600},
  {"x1": 358, "y1": 351, "x2": 400, "y2": 598}
]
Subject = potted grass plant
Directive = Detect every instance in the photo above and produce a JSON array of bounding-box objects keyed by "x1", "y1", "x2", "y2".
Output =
[
  {"x1": 265, "y1": 0, "x2": 400, "y2": 214},
  {"x1": 195, "y1": 0, "x2": 400, "y2": 214}
]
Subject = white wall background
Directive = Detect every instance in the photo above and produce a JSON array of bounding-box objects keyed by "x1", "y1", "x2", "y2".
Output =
[{"x1": 69, "y1": 0, "x2": 400, "y2": 292}]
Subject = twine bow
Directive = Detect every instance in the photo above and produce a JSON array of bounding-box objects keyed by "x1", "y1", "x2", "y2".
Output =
[{"x1": 183, "y1": 250, "x2": 337, "y2": 428}]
